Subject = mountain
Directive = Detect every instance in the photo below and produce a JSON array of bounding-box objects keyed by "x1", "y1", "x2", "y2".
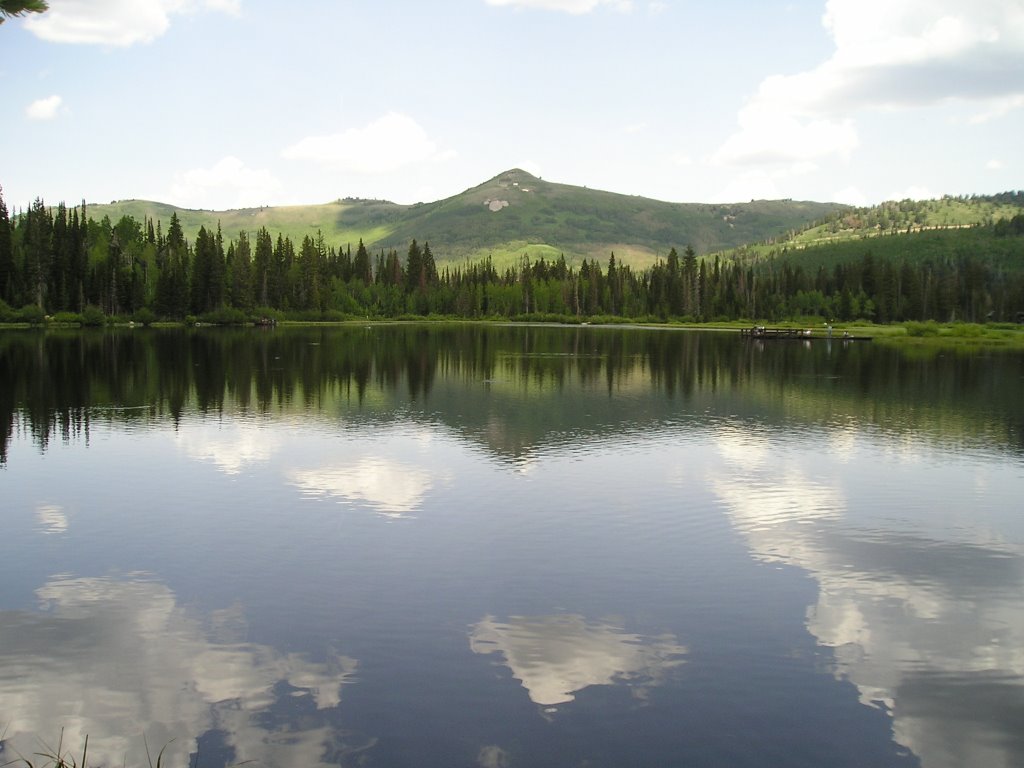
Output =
[
  {"x1": 727, "y1": 192, "x2": 1024, "y2": 257},
  {"x1": 83, "y1": 170, "x2": 846, "y2": 269}
]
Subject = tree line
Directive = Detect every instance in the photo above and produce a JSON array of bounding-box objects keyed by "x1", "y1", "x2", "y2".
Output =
[{"x1": 2, "y1": 188, "x2": 1023, "y2": 325}]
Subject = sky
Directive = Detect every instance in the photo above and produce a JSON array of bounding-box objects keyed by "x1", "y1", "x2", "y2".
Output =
[{"x1": 1, "y1": 0, "x2": 1022, "y2": 211}]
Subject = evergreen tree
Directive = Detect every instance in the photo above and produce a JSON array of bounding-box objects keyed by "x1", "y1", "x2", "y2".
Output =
[
  {"x1": 297, "y1": 234, "x2": 321, "y2": 310},
  {"x1": 228, "y1": 230, "x2": 253, "y2": 311},
  {"x1": 422, "y1": 242, "x2": 438, "y2": 287},
  {"x1": 352, "y1": 239, "x2": 372, "y2": 285},
  {"x1": 0, "y1": 1, "x2": 48, "y2": 22},
  {"x1": 22, "y1": 198, "x2": 53, "y2": 309},
  {"x1": 0, "y1": 186, "x2": 15, "y2": 305},
  {"x1": 71, "y1": 204, "x2": 88, "y2": 311},
  {"x1": 252, "y1": 226, "x2": 273, "y2": 307},
  {"x1": 155, "y1": 211, "x2": 189, "y2": 317},
  {"x1": 191, "y1": 225, "x2": 213, "y2": 314},
  {"x1": 405, "y1": 239, "x2": 424, "y2": 293}
]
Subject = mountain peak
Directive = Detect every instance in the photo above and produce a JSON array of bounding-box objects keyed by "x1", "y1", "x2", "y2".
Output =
[{"x1": 492, "y1": 168, "x2": 540, "y2": 184}]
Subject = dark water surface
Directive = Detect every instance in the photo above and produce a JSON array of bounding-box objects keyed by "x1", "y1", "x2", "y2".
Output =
[{"x1": 2, "y1": 325, "x2": 1023, "y2": 768}]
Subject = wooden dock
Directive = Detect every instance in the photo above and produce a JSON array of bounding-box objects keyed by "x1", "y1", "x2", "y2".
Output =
[{"x1": 740, "y1": 326, "x2": 872, "y2": 341}]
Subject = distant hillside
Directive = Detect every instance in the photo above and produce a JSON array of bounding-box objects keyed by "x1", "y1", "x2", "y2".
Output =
[
  {"x1": 728, "y1": 192, "x2": 1024, "y2": 258},
  {"x1": 83, "y1": 169, "x2": 846, "y2": 269}
]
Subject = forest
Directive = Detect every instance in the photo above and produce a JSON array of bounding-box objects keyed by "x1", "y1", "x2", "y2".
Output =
[{"x1": 2, "y1": 188, "x2": 1023, "y2": 326}]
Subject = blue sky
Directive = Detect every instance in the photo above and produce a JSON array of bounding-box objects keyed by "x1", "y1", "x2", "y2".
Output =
[{"x1": 1, "y1": 0, "x2": 1021, "y2": 210}]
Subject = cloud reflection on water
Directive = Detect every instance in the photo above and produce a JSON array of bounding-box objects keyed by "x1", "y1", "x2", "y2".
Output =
[
  {"x1": 35, "y1": 504, "x2": 69, "y2": 535},
  {"x1": 711, "y1": 426, "x2": 1024, "y2": 768},
  {"x1": 289, "y1": 456, "x2": 435, "y2": 518},
  {"x1": 469, "y1": 614, "x2": 686, "y2": 708},
  {"x1": 175, "y1": 421, "x2": 279, "y2": 475},
  {"x1": 0, "y1": 575, "x2": 360, "y2": 768}
]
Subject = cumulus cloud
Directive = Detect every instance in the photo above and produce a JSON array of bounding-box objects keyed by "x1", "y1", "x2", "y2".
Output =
[
  {"x1": 24, "y1": 0, "x2": 242, "y2": 46},
  {"x1": 888, "y1": 184, "x2": 940, "y2": 201},
  {"x1": 714, "y1": 0, "x2": 1024, "y2": 171},
  {"x1": 832, "y1": 185, "x2": 869, "y2": 206},
  {"x1": 712, "y1": 108, "x2": 859, "y2": 168},
  {"x1": 712, "y1": 169, "x2": 792, "y2": 203},
  {"x1": 970, "y1": 94, "x2": 1024, "y2": 124},
  {"x1": 282, "y1": 113, "x2": 455, "y2": 175},
  {"x1": 485, "y1": 0, "x2": 632, "y2": 13},
  {"x1": 25, "y1": 94, "x2": 63, "y2": 120},
  {"x1": 165, "y1": 156, "x2": 281, "y2": 210}
]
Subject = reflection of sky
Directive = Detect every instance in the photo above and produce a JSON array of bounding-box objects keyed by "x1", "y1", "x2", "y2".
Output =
[
  {"x1": 0, "y1": 575, "x2": 360, "y2": 768},
  {"x1": 175, "y1": 421, "x2": 279, "y2": 475},
  {"x1": 35, "y1": 504, "x2": 68, "y2": 534},
  {"x1": 469, "y1": 614, "x2": 686, "y2": 708},
  {"x1": 289, "y1": 456, "x2": 435, "y2": 517},
  {"x1": 711, "y1": 425, "x2": 1024, "y2": 768}
]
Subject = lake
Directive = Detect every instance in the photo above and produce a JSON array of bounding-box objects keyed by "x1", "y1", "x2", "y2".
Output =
[{"x1": 2, "y1": 324, "x2": 1023, "y2": 768}]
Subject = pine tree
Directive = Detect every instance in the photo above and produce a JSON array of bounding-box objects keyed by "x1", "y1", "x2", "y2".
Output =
[
  {"x1": 0, "y1": 1, "x2": 48, "y2": 23},
  {"x1": 155, "y1": 211, "x2": 189, "y2": 317},
  {"x1": 252, "y1": 227, "x2": 273, "y2": 307},
  {"x1": 228, "y1": 230, "x2": 253, "y2": 311},
  {"x1": 0, "y1": 186, "x2": 16, "y2": 305},
  {"x1": 352, "y1": 239, "x2": 372, "y2": 285},
  {"x1": 405, "y1": 239, "x2": 423, "y2": 294},
  {"x1": 22, "y1": 198, "x2": 53, "y2": 309}
]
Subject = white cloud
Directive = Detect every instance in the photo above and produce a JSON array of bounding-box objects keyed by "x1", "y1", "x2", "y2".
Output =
[
  {"x1": 712, "y1": 104, "x2": 859, "y2": 168},
  {"x1": 24, "y1": 0, "x2": 242, "y2": 46},
  {"x1": 889, "y1": 184, "x2": 939, "y2": 201},
  {"x1": 714, "y1": 0, "x2": 1024, "y2": 171},
  {"x1": 969, "y1": 95, "x2": 1024, "y2": 123},
  {"x1": 986, "y1": 159, "x2": 1005, "y2": 170},
  {"x1": 483, "y1": 0, "x2": 626, "y2": 12},
  {"x1": 165, "y1": 156, "x2": 282, "y2": 210},
  {"x1": 25, "y1": 94, "x2": 63, "y2": 120},
  {"x1": 832, "y1": 185, "x2": 868, "y2": 206},
  {"x1": 713, "y1": 171, "x2": 781, "y2": 203},
  {"x1": 282, "y1": 113, "x2": 455, "y2": 175},
  {"x1": 669, "y1": 151, "x2": 692, "y2": 166},
  {"x1": 484, "y1": 0, "x2": 632, "y2": 14},
  {"x1": 204, "y1": 0, "x2": 241, "y2": 14}
]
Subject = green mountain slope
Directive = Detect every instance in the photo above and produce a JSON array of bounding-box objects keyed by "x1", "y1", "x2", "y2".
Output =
[
  {"x1": 730, "y1": 192, "x2": 1024, "y2": 258},
  {"x1": 83, "y1": 169, "x2": 846, "y2": 269}
]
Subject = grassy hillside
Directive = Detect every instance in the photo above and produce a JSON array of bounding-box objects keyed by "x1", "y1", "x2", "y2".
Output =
[
  {"x1": 739, "y1": 224, "x2": 1024, "y2": 277},
  {"x1": 730, "y1": 192, "x2": 1024, "y2": 258},
  {"x1": 370, "y1": 169, "x2": 844, "y2": 268},
  {"x1": 83, "y1": 169, "x2": 845, "y2": 270}
]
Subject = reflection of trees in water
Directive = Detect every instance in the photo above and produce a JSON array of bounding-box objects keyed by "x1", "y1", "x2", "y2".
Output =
[{"x1": 2, "y1": 326, "x2": 1022, "y2": 463}]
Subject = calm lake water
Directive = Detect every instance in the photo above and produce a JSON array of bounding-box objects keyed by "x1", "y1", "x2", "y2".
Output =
[{"x1": 2, "y1": 324, "x2": 1023, "y2": 768}]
